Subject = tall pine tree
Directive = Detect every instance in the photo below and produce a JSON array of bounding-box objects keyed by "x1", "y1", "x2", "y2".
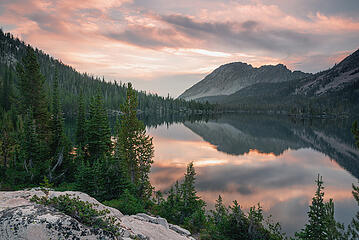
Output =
[
  {"x1": 117, "y1": 83, "x2": 154, "y2": 200},
  {"x1": 50, "y1": 69, "x2": 65, "y2": 155},
  {"x1": 49, "y1": 69, "x2": 73, "y2": 183},
  {"x1": 16, "y1": 46, "x2": 50, "y2": 140},
  {"x1": 296, "y1": 175, "x2": 344, "y2": 240},
  {"x1": 20, "y1": 110, "x2": 49, "y2": 183},
  {"x1": 86, "y1": 92, "x2": 111, "y2": 162},
  {"x1": 76, "y1": 93, "x2": 86, "y2": 147}
]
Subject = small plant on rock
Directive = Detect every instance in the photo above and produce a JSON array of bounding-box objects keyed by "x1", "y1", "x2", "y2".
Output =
[{"x1": 30, "y1": 194, "x2": 120, "y2": 236}]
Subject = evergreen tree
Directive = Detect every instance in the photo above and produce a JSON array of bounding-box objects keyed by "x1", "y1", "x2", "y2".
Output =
[
  {"x1": 158, "y1": 162, "x2": 206, "y2": 233},
  {"x1": 110, "y1": 117, "x2": 135, "y2": 198},
  {"x1": 76, "y1": 159, "x2": 96, "y2": 195},
  {"x1": 0, "y1": 111, "x2": 14, "y2": 168},
  {"x1": 48, "y1": 69, "x2": 74, "y2": 183},
  {"x1": 348, "y1": 184, "x2": 359, "y2": 239},
  {"x1": 50, "y1": 69, "x2": 65, "y2": 155},
  {"x1": 352, "y1": 121, "x2": 359, "y2": 149},
  {"x1": 20, "y1": 110, "x2": 49, "y2": 183},
  {"x1": 1, "y1": 68, "x2": 12, "y2": 111},
  {"x1": 76, "y1": 93, "x2": 86, "y2": 147},
  {"x1": 181, "y1": 162, "x2": 206, "y2": 223},
  {"x1": 348, "y1": 127, "x2": 359, "y2": 239},
  {"x1": 325, "y1": 199, "x2": 346, "y2": 240},
  {"x1": 117, "y1": 83, "x2": 154, "y2": 199},
  {"x1": 16, "y1": 46, "x2": 50, "y2": 140},
  {"x1": 296, "y1": 175, "x2": 328, "y2": 240},
  {"x1": 86, "y1": 93, "x2": 111, "y2": 162},
  {"x1": 212, "y1": 195, "x2": 228, "y2": 224},
  {"x1": 296, "y1": 175, "x2": 344, "y2": 240}
]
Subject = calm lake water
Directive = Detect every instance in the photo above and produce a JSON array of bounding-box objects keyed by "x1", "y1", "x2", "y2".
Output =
[{"x1": 147, "y1": 114, "x2": 359, "y2": 236}]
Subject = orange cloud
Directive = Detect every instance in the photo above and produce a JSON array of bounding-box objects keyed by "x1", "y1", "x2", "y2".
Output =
[{"x1": 0, "y1": 0, "x2": 358, "y2": 96}]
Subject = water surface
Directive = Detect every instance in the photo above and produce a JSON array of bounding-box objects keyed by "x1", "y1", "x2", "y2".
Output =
[{"x1": 148, "y1": 114, "x2": 359, "y2": 236}]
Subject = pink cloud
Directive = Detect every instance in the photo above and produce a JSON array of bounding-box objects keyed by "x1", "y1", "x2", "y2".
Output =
[{"x1": 0, "y1": 0, "x2": 358, "y2": 95}]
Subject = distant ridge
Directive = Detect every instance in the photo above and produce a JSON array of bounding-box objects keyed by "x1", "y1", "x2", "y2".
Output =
[
  {"x1": 179, "y1": 49, "x2": 359, "y2": 114},
  {"x1": 178, "y1": 62, "x2": 310, "y2": 100}
]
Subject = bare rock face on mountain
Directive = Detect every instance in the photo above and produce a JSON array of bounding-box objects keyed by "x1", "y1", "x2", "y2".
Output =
[
  {"x1": 0, "y1": 189, "x2": 193, "y2": 240},
  {"x1": 179, "y1": 62, "x2": 309, "y2": 100},
  {"x1": 295, "y1": 49, "x2": 359, "y2": 96}
]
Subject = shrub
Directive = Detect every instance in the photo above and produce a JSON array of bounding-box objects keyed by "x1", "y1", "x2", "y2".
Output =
[
  {"x1": 103, "y1": 189, "x2": 144, "y2": 215},
  {"x1": 30, "y1": 194, "x2": 119, "y2": 236}
]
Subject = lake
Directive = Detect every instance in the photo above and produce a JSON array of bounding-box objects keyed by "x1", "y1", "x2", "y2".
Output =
[{"x1": 147, "y1": 114, "x2": 359, "y2": 236}]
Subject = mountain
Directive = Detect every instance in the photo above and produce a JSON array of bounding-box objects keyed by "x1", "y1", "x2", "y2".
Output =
[
  {"x1": 179, "y1": 49, "x2": 359, "y2": 114},
  {"x1": 178, "y1": 62, "x2": 310, "y2": 100},
  {"x1": 295, "y1": 49, "x2": 359, "y2": 96}
]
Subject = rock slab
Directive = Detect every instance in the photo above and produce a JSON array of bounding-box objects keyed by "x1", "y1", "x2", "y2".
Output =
[{"x1": 0, "y1": 189, "x2": 194, "y2": 240}]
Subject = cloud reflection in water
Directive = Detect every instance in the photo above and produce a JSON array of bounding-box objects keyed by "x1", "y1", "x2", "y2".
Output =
[{"x1": 148, "y1": 118, "x2": 358, "y2": 236}]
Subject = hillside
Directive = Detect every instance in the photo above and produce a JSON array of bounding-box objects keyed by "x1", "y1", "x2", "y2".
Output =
[
  {"x1": 178, "y1": 62, "x2": 310, "y2": 100},
  {"x1": 0, "y1": 30, "x2": 209, "y2": 116},
  {"x1": 190, "y1": 49, "x2": 359, "y2": 114}
]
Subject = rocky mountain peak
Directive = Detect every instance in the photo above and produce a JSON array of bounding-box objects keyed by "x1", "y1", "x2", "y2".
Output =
[{"x1": 179, "y1": 61, "x2": 309, "y2": 100}]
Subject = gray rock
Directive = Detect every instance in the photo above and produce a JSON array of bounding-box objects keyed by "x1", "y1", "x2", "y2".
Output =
[
  {"x1": 0, "y1": 190, "x2": 194, "y2": 240},
  {"x1": 169, "y1": 224, "x2": 191, "y2": 236},
  {"x1": 136, "y1": 213, "x2": 169, "y2": 229},
  {"x1": 121, "y1": 215, "x2": 191, "y2": 240},
  {"x1": 0, "y1": 189, "x2": 123, "y2": 220},
  {"x1": 0, "y1": 204, "x2": 115, "y2": 240},
  {"x1": 136, "y1": 213, "x2": 156, "y2": 222},
  {"x1": 152, "y1": 217, "x2": 169, "y2": 229}
]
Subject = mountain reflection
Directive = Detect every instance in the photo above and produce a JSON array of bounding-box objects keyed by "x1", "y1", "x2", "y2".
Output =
[
  {"x1": 148, "y1": 114, "x2": 359, "y2": 236},
  {"x1": 184, "y1": 114, "x2": 359, "y2": 178}
]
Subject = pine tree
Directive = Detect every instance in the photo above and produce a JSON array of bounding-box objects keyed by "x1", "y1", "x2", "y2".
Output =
[
  {"x1": 16, "y1": 46, "x2": 50, "y2": 140},
  {"x1": 50, "y1": 69, "x2": 65, "y2": 155},
  {"x1": 352, "y1": 121, "x2": 359, "y2": 149},
  {"x1": 48, "y1": 69, "x2": 74, "y2": 183},
  {"x1": 1, "y1": 68, "x2": 12, "y2": 111},
  {"x1": 181, "y1": 162, "x2": 206, "y2": 232},
  {"x1": 348, "y1": 126, "x2": 359, "y2": 239},
  {"x1": 20, "y1": 110, "x2": 49, "y2": 183},
  {"x1": 117, "y1": 83, "x2": 154, "y2": 199},
  {"x1": 110, "y1": 117, "x2": 134, "y2": 198},
  {"x1": 296, "y1": 175, "x2": 344, "y2": 240},
  {"x1": 103, "y1": 155, "x2": 134, "y2": 200},
  {"x1": 296, "y1": 175, "x2": 328, "y2": 240},
  {"x1": 86, "y1": 92, "x2": 112, "y2": 162},
  {"x1": 0, "y1": 111, "x2": 14, "y2": 168},
  {"x1": 76, "y1": 93, "x2": 86, "y2": 147},
  {"x1": 213, "y1": 195, "x2": 228, "y2": 224},
  {"x1": 76, "y1": 159, "x2": 95, "y2": 195},
  {"x1": 348, "y1": 184, "x2": 359, "y2": 238},
  {"x1": 325, "y1": 199, "x2": 346, "y2": 240},
  {"x1": 181, "y1": 162, "x2": 205, "y2": 220}
]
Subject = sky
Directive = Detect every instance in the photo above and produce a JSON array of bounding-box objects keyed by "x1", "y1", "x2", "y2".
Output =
[{"x1": 0, "y1": 0, "x2": 358, "y2": 97}]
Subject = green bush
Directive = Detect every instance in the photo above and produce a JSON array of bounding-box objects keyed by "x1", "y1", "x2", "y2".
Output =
[
  {"x1": 30, "y1": 194, "x2": 119, "y2": 236},
  {"x1": 103, "y1": 189, "x2": 144, "y2": 215},
  {"x1": 54, "y1": 182, "x2": 77, "y2": 192}
]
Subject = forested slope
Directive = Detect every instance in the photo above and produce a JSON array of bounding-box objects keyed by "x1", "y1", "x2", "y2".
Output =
[{"x1": 0, "y1": 29, "x2": 213, "y2": 116}]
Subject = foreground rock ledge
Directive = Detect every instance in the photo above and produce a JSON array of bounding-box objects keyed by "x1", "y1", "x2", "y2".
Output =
[{"x1": 0, "y1": 189, "x2": 194, "y2": 240}]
